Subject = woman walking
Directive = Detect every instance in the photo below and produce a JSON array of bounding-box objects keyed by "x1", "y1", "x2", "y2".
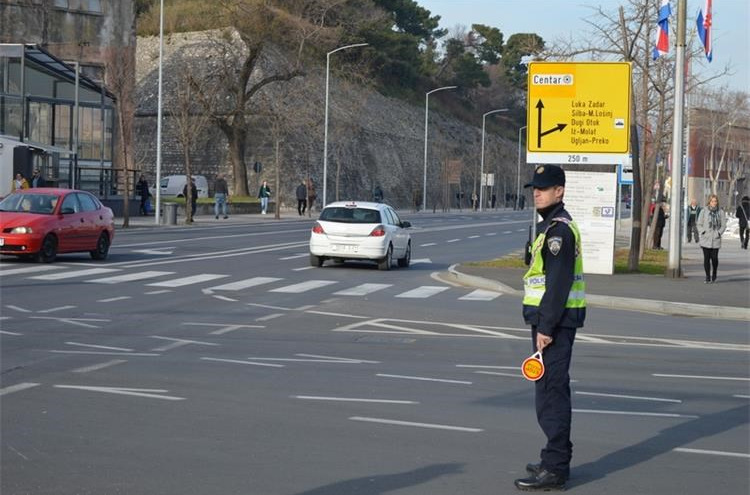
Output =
[{"x1": 696, "y1": 194, "x2": 727, "y2": 283}]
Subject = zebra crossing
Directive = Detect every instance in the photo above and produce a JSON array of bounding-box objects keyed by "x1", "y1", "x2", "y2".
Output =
[{"x1": 2, "y1": 264, "x2": 503, "y2": 302}]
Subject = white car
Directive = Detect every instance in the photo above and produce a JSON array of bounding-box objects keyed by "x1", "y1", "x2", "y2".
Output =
[
  {"x1": 309, "y1": 201, "x2": 412, "y2": 270},
  {"x1": 149, "y1": 175, "x2": 209, "y2": 199}
]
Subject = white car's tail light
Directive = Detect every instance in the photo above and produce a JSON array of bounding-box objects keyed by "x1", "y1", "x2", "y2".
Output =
[
  {"x1": 369, "y1": 225, "x2": 386, "y2": 237},
  {"x1": 312, "y1": 222, "x2": 325, "y2": 234}
]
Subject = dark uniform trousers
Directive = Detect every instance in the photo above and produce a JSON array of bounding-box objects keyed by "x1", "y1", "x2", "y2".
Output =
[{"x1": 532, "y1": 325, "x2": 576, "y2": 478}]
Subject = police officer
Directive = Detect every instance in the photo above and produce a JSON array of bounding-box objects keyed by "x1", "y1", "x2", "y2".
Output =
[{"x1": 515, "y1": 165, "x2": 585, "y2": 491}]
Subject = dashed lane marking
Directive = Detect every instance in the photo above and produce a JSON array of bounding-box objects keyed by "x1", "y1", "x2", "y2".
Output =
[
  {"x1": 349, "y1": 416, "x2": 482, "y2": 433},
  {"x1": 0, "y1": 383, "x2": 40, "y2": 396},
  {"x1": 87, "y1": 271, "x2": 174, "y2": 284},
  {"x1": 29, "y1": 268, "x2": 120, "y2": 280}
]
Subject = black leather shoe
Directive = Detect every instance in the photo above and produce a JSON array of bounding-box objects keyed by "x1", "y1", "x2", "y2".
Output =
[
  {"x1": 514, "y1": 470, "x2": 566, "y2": 491},
  {"x1": 525, "y1": 462, "x2": 542, "y2": 476}
]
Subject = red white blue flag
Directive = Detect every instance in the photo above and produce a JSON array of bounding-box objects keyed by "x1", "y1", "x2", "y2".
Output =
[
  {"x1": 652, "y1": 0, "x2": 671, "y2": 60},
  {"x1": 696, "y1": 0, "x2": 713, "y2": 62}
]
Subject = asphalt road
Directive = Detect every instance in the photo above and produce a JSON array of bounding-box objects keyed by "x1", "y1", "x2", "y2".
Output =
[{"x1": 1, "y1": 210, "x2": 747, "y2": 495}]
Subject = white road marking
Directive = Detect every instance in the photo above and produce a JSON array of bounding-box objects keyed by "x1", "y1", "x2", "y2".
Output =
[
  {"x1": 65, "y1": 342, "x2": 133, "y2": 352},
  {"x1": 255, "y1": 313, "x2": 284, "y2": 322},
  {"x1": 144, "y1": 290, "x2": 172, "y2": 295},
  {"x1": 72, "y1": 359, "x2": 128, "y2": 373},
  {"x1": 474, "y1": 371, "x2": 522, "y2": 378},
  {"x1": 349, "y1": 416, "x2": 482, "y2": 433},
  {"x1": 673, "y1": 448, "x2": 750, "y2": 459},
  {"x1": 503, "y1": 231, "x2": 513, "y2": 234},
  {"x1": 147, "y1": 274, "x2": 228, "y2": 287},
  {"x1": 517, "y1": 228, "x2": 526, "y2": 232},
  {"x1": 456, "y1": 364, "x2": 518, "y2": 370},
  {"x1": 149, "y1": 336, "x2": 219, "y2": 352},
  {"x1": 419, "y1": 242, "x2": 437, "y2": 247},
  {"x1": 572, "y1": 408, "x2": 698, "y2": 418},
  {"x1": 132, "y1": 249, "x2": 174, "y2": 255},
  {"x1": 213, "y1": 295, "x2": 237, "y2": 302},
  {"x1": 410, "y1": 258, "x2": 432, "y2": 265},
  {"x1": 304, "y1": 310, "x2": 369, "y2": 319},
  {"x1": 50, "y1": 350, "x2": 159, "y2": 356},
  {"x1": 376, "y1": 373, "x2": 472, "y2": 385},
  {"x1": 653, "y1": 374, "x2": 750, "y2": 382},
  {"x1": 248, "y1": 302, "x2": 296, "y2": 311},
  {"x1": 206, "y1": 277, "x2": 282, "y2": 292},
  {"x1": 87, "y1": 271, "x2": 174, "y2": 284},
  {"x1": 279, "y1": 253, "x2": 308, "y2": 260},
  {"x1": 182, "y1": 322, "x2": 264, "y2": 335},
  {"x1": 0, "y1": 265, "x2": 60, "y2": 277},
  {"x1": 459, "y1": 289, "x2": 501, "y2": 301},
  {"x1": 733, "y1": 395, "x2": 750, "y2": 399},
  {"x1": 293, "y1": 396, "x2": 418, "y2": 404},
  {"x1": 246, "y1": 354, "x2": 379, "y2": 364},
  {"x1": 0, "y1": 330, "x2": 21, "y2": 335},
  {"x1": 395, "y1": 286, "x2": 450, "y2": 298},
  {"x1": 334, "y1": 283, "x2": 392, "y2": 296},
  {"x1": 468, "y1": 235, "x2": 480, "y2": 239},
  {"x1": 37, "y1": 305, "x2": 77, "y2": 313},
  {"x1": 270, "y1": 280, "x2": 337, "y2": 293},
  {"x1": 575, "y1": 391, "x2": 682, "y2": 403},
  {"x1": 200, "y1": 357, "x2": 284, "y2": 368},
  {"x1": 54, "y1": 385, "x2": 185, "y2": 401},
  {"x1": 0, "y1": 382, "x2": 40, "y2": 396},
  {"x1": 446, "y1": 239, "x2": 461, "y2": 243},
  {"x1": 5, "y1": 305, "x2": 32, "y2": 313},
  {"x1": 30, "y1": 316, "x2": 110, "y2": 328},
  {"x1": 97, "y1": 296, "x2": 132, "y2": 303},
  {"x1": 30, "y1": 268, "x2": 120, "y2": 280},
  {"x1": 293, "y1": 266, "x2": 315, "y2": 271},
  {"x1": 485, "y1": 232, "x2": 497, "y2": 236}
]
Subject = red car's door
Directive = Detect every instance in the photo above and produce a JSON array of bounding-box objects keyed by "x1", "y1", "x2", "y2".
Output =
[
  {"x1": 76, "y1": 192, "x2": 103, "y2": 249},
  {"x1": 56, "y1": 193, "x2": 86, "y2": 252}
]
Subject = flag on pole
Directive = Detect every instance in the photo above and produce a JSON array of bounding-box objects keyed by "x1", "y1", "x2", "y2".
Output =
[
  {"x1": 652, "y1": 0, "x2": 671, "y2": 60},
  {"x1": 696, "y1": 0, "x2": 713, "y2": 62}
]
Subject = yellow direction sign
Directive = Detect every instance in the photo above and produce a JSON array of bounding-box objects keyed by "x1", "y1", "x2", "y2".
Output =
[{"x1": 527, "y1": 62, "x2": 631, "y2": 162}]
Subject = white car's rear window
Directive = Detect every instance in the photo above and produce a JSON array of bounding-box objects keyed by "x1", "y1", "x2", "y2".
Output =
[{"x1": 320, "y1": 207, "x2": 382, "y2": 224}]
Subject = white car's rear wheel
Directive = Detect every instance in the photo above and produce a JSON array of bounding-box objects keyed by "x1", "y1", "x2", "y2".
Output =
[
  {"x1": 397, "y1": 242, "x2": 411, "y2": 268},
  {"x1": 310, "y1": 253, "x2": 324, "y2": 267},
  {"x1": 378, "y1": 245, "x2": 392, "y2": 271}
]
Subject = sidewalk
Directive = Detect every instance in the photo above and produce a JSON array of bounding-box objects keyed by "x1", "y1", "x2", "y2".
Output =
[
  {"x1": 442, "y1": 218, "x2": 750, "y2": 321},
  {"x1": 116, "y1": 210, "x2": 313, "y2": 228}
]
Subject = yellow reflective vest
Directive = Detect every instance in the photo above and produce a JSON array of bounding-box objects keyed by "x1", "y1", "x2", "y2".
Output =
[{"x1": 523, "y1": 217, "x2": 586, "y2": 309}]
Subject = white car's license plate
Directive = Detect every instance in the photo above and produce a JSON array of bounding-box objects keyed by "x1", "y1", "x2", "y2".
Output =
[{"x1": 334, "y1": 244, "x2": 357, "y2": 253}]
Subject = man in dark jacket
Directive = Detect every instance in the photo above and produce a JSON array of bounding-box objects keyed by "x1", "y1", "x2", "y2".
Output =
[
  {"x1": 652, "y1": 202, "x2": 667, "y2": 249},
  {"x1": 296, "y1": 181, "x2": 307, "y2": 216},
  {"x1": 182, "y1": 178, "x2": 198, "y2": 220},
  {"x1": 136, "y1": 174, "x2": 150, "y2": 215},
  {"x1": 737, "y1": 195, "x2": 749, "y2": 250},
  {"x1": 515, "y1": 165, "x2": 585, "y2": 492}
]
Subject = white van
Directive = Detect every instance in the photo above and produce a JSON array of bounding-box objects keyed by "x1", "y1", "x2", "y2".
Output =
[{"x1": 150, "y1": 175, "x2": 209, "y2": 198}]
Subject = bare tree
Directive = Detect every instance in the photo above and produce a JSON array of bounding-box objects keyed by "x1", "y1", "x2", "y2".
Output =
[{"x1": 170, "y1": 69, "x2": 210, "y2": 224}]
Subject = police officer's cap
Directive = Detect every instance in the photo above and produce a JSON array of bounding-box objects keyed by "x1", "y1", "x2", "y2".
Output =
[{"x1": 524, "y1": 165, "x2": 565, "y2": 188}]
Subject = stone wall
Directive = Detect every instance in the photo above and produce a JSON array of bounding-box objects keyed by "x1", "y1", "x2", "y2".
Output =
[{"x1": 134, "y1": 31, "x2": 526, "y2": 210}]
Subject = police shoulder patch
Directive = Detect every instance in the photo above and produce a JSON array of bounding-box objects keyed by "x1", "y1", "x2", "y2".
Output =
[{"x1": 547, "y1": 236, "x2": 563, "y2": 256}]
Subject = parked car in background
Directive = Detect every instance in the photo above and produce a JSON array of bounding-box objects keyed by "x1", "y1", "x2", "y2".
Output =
[
  {"x1": 309, "y1": 201, "x2": 411, "y2": 270},
  {"x1": 0, "y1": 188, "x2": 115, "y2": 262},
  {"x1": 150, "y1": 175, "x2": 209, "y2": 199}
]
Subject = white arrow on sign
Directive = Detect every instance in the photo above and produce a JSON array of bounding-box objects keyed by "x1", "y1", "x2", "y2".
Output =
[{"x1": 54, "y1": 385, "x2": 185, "y2": 401}]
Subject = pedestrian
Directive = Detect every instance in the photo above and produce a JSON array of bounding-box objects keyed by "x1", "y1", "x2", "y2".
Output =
[
  {"x1": 214, "y1": 174, "x2": 229, "y2": 219},
  {"x1": 31, "y1": 169, "x2": 46, "y2": 188},
  {"x1": 519, "y1": 194, "x2": 526, "y2": 210},
  {"x1": 471, "y1": 192, "x2": 478, "y2": 211},
  {"x1": 258, "y1": 180, "x2": 271, "y2": 215},
  {"x1": 182, "y1": 177, "x2": 198, "y2": 219},
  {"x1": 697, "y1": 194, "x2": 727, "y2": 283},
  {"x1": 491, "y1": 193, "x2": 497, "y2": 209},
  {"x1": 736, "y1": 195, "x2": 749, "y2": 250},
  {"x1": 373, "y1": 184, "x2": 384, "y2": 203},
  {"x1": 652, "y1": 202, "x2": 667, "y2": 249},
  {"x1": 136, "y1": 174, "x2": 150, "y2": 215},
  {"x1": 515, "y1": 164, "x2": 585, "y2": 492},
  {"x1": 686, "y1": 199, "x2": 701, "y2": 243},
  {"x1": 11, "y1": 173, "x2": 29, "y2": 191},
  {"x1": 296, "y1": 181, "x2": 307, "y2": 216}
]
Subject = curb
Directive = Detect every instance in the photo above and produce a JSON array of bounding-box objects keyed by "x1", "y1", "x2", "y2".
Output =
[{"x1": 442, "y1": 264, "x2": 750, "y2": 322}]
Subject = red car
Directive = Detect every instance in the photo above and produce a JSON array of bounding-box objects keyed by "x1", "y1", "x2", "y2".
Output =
[{"x1": 0, "y1": 188, "x2": 115, "y2": 262}]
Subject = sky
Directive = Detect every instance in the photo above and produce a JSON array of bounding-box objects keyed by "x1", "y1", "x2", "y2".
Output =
[{"x1": 418, "y1": 0, "x2": 749, "y2": 93}]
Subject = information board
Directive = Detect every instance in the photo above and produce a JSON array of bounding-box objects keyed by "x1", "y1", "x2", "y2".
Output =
[
  {"x1": 563, "y1": 170, "x2": 618, "y2": 275},
  {"x1": 527, "y1": 62, "x2": 631, "y2": 165}
]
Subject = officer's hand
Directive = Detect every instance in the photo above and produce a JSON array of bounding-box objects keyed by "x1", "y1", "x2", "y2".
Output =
[{"x1": 536, "y1": 332, "x2": 553, "y2": 351}]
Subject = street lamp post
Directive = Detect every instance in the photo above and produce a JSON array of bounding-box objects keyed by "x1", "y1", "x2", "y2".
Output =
[
  {"x1": 479, "y1": 108, "x2": 508, "y2": 211},
  {"x1": 517, "y1": 125, "x2": 527, "y2": 211},
  {"x1": 423, "y1": 86, "x2": 457, "y2": 212},
  {"x1": 322, "y1": 43, "x2": 368, "y2": 207},
  {"x1": 154, "y1": 0, "x2": 164, "y2": 225}
]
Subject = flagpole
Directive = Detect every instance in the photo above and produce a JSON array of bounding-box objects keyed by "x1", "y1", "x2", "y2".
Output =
[{"x1": 667, "y1": 0, "x2": 687, "y2": 278}]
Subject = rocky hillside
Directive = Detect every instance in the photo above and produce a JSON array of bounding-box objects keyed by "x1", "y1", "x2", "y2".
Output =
[{"x1": 134, "y1": 31, "x2": 526, "y2": 209}]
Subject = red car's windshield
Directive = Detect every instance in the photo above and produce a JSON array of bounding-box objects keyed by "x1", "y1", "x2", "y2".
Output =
[{"x1": 0, "y1": 193, "x2": 60, "y2": 215}]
